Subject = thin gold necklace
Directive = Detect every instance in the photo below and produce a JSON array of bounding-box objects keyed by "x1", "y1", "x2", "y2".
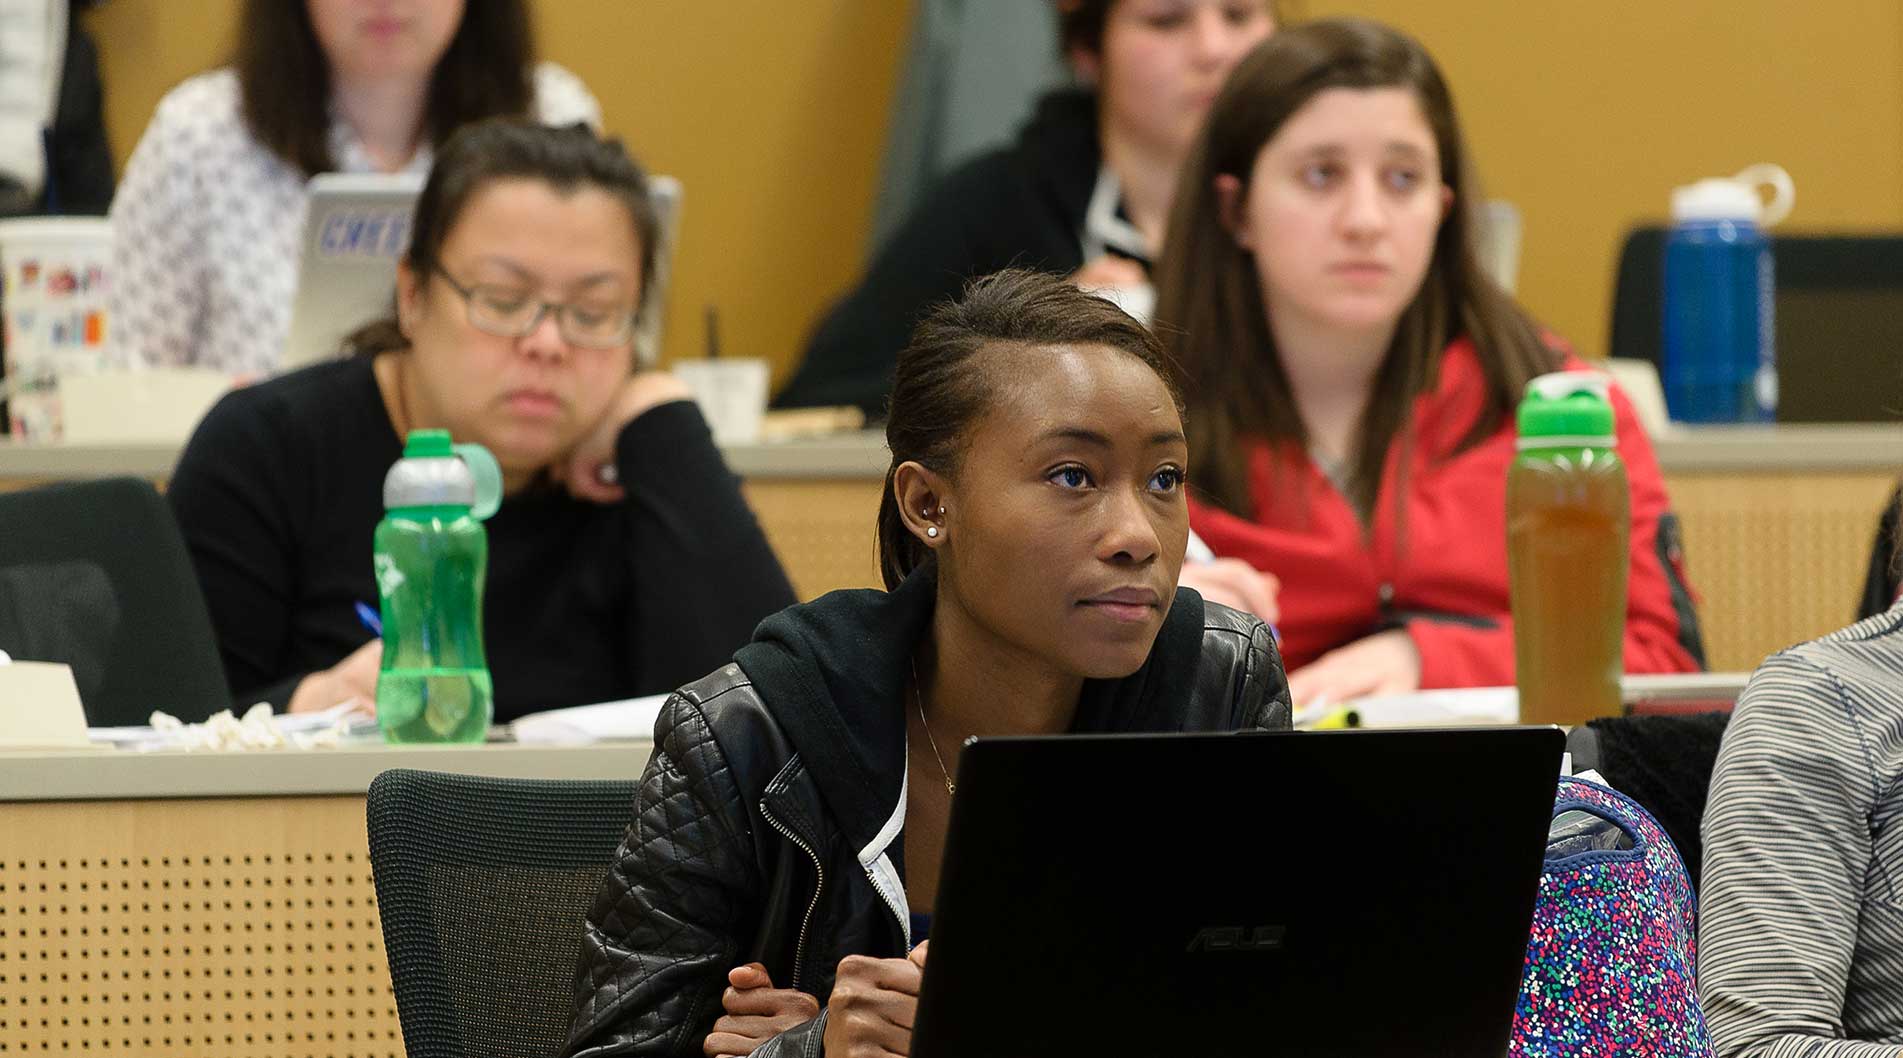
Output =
[{"x1": 910, "y1": 658, "x2": 955, "y2": 797}]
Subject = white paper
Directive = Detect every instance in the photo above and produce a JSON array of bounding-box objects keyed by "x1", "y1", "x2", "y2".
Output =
[
  {"x1": 510, "y1": 694, "x2": 670, "y2": 745},
  {"x1": 1342, "y1": 686, "x2": 1521, "y2": 728},
  {"x1": 87, "y1": 701, "x2": 371, "y2": 751}
]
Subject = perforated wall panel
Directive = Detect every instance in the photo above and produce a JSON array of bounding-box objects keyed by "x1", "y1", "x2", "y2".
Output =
[{"x1": 0, "y1": 796, "x2": 401, "y2": 1057}]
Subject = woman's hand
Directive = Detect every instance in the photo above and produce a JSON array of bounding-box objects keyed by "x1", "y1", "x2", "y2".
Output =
[
  {"x1": 285, "y1": 638, "x2": 383, "y2": 715},
  {"x1": 561, "y1": 371, "x2": 695, "y2": 504},
  {"x1": 703, "y1": 963, "x2": 821, "y2": 1057},
  {"x1": 1286, "y1": 628, "x2": 1421, "y2": 709},
  {"x1": 821, "y1": 944, "x2": 927, "y2": 1058},
  {"x1": 1177, "y1": 559, "x2": 1280, "y2": 624}
]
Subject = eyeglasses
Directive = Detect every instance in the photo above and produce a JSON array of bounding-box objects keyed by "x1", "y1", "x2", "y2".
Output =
[{"x1": 432, "y1": 265, "x2": 638, "y2": 350}]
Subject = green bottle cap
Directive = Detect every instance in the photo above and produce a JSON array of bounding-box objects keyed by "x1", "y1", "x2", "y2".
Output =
[
  {"x1": 385, "y1": 431, "x2": 503, "y2": 520},
  {"x1": 1517, "y1": 372, "x2": 1616, "y2": 450},
  {"x1": 404, "y1": 429, "x2": 455, "y2": 459}
]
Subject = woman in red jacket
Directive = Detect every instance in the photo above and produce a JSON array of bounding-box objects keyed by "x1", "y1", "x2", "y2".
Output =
[{"x1": 1158, "y1": 18, "x2": 1704, "y2": 704}]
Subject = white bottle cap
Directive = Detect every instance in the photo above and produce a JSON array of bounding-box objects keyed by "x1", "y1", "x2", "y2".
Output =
[
  {"x1": 1671, "y1": 178, "x2": 1762, "y2": 222},
  {"x1": 1525, "y1": 370, "x2": 1610, "y2": 403}
]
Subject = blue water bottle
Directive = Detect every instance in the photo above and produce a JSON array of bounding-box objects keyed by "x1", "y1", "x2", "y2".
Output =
[{"x1": 1660, "y1": 164, "x2": 1793, "y2": 423}]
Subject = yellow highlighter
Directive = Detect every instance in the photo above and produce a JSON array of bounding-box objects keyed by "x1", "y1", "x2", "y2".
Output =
[
  {"x1": 1308, "y1": 705, "x2": 1361, "y2": 729},
  {"x1": 1293, "y1": 700, "x2": 1363, "y2": 729}
]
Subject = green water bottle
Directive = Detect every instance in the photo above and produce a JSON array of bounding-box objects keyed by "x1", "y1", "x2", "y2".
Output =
[{"x1": 373, "y1": 430, "x2": 503, "y2": 743}]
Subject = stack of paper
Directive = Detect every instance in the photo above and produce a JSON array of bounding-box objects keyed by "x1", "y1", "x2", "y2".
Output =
[{"x1": 510, "y1": 694, "x2": 670, "y2": 745}]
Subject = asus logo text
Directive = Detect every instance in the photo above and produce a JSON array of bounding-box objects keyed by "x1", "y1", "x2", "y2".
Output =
[{"x1": 1185, "y1": 925, "x2": 1287, "y2": 952}]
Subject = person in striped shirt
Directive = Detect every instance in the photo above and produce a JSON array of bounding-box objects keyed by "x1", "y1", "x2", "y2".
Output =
[{"x1": 1700, "y1": 599, "x2": 1903, "y2": 1056}]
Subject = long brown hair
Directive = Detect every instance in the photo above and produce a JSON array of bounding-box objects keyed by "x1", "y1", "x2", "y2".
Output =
[
  {"x1": 1153, "y1": 17, "x2": 1555, "y2": 519},
  {"x1": 235, "y1": 0, "x2": 536, "y2": 177},
  {"x1": 877, "y1": 269, "x2": 1181, "y2": 590}
]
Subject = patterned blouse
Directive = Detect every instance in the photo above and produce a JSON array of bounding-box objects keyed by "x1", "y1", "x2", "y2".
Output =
[{"x1": 107, "y1": 63, "x2": 600, "y2": 375}]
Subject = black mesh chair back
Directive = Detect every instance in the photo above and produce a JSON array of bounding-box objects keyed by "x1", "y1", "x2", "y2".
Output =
[
  {"x1": 0, "y1": 475, "x2": 228, "y2": 725},
  {"x1": 365, "y1": 768, "x2": 637, "y2": 1058},
  {"x1": 1608, "y1": 227, "x2": 1903, "y2": 422},
  {"x1": 1564, "y1": 711, "x2": 1731, "y2": 888},
  {"x1": 1608, "y1": 225, "x2": 1668, "y2": 368}
]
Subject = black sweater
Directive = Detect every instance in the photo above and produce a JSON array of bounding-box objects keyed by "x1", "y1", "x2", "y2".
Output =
[
  {"x1": 774, "y1": 89, "x2": 1103, "y2": 416},
  {"x1": 166, "y1": 357, "x2": 798, "y2": 722}
]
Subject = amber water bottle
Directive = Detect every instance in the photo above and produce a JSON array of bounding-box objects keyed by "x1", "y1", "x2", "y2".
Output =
[{"x1": 1507, "y1": 373, "x2": 1628, "y2": 726}]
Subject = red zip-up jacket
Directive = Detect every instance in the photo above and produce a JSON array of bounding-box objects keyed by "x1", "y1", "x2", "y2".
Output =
[{"x1": 1188, "y1": 338, "x2": 1704, "y2": 687}]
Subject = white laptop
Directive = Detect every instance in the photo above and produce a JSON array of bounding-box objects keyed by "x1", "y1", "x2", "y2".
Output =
[
  {"x1": 279, "y1": 172, "x2": 681, "y2": 371},
  {"x1": 280, "y1": 172, "x2": 424, "y2": 371}
]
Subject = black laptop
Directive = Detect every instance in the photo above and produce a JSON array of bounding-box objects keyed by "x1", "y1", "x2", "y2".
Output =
[{"x1": 910, "y1": 727, "x2": 1565, "y2": 1058}]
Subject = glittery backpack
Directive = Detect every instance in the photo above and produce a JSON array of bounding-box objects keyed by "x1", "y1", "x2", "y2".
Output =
[{"x1": 1509, "y1": 776, "x2": 1713, "y2": 1057}]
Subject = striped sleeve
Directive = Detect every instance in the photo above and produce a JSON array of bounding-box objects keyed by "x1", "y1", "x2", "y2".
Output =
[{"x1": 1698, "y1": 651, "x2": 1900, "y2": 1058}]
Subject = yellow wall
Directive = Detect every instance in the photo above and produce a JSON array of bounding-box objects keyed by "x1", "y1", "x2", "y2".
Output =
[
  {"x1": 82, "y1": 0, "x2": 913, "y2": 382},
  {"x1": 1295, "y1": 0, "x2": 1903, "y2": 358},
  {"x1": 83, "y1": 2, "x2": 1903, "y2": 376}
]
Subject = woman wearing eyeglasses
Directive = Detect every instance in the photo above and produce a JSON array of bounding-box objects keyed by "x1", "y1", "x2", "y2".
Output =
[{"x1": 166, "y1": 120, "x2": 797, "y2": 720}]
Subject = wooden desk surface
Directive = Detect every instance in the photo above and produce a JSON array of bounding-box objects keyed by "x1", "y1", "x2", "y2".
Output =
[
  {"x1": 1652, "y1": 422, "x2": 1903, "y2": 472},
  {"x1": 6, "y1": 423, "x2": 1901, "y2": 482},
  {"x1": 0, "y1": 739, "x2": 654, "y2": 801},
  {"x1": 0, "y1": 431, "x2": 892, "y2": 484}
]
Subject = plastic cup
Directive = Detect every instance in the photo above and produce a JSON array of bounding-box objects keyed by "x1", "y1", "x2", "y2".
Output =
[
  {"x1": 674, "y1": 358, "x2": 769, "y2": 446},
  {"x1": 0, "y1": 218, "x2": 113, "y2": 440}
]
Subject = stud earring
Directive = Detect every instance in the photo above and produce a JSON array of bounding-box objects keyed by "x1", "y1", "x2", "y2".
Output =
[
  {"x1": 923, "y1": 507, "x2": 933, "y2": 517},
  {"x1": 926, "y1": 526, "x2": 939, "y2": 538}
]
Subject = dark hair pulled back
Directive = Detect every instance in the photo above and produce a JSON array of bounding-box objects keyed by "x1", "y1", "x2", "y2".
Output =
[{"x1": 876, "y1": 268, "x2": 1180, "y2": 590}]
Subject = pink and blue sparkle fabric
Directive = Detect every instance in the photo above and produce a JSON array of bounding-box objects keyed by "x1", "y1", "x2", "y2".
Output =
[{"x1": 1509, "y1": 777, "x2": 1713, "y2": 1057}]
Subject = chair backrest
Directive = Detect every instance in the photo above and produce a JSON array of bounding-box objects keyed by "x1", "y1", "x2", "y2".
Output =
[
  {"x1": 1608, "y1": 225, "x2": 1669, "y2": 367},
  {"x1": 1608, "y1": 227, "x2": 1903, "y2": 422},
  {"x1": 365, "y1": 768, "x2": 637, "y2": 1058},
  {"x1": 0, "y1": 475, "x2": 227, "y2": 725},
  {"x1": 1564, "y1": 711, "x2": 1732, "y2": 887}
]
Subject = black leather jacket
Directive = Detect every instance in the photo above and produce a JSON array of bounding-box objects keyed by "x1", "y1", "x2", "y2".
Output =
[{"x1": 565, "y1": 571, "x2": 1291, "y2": 1057}]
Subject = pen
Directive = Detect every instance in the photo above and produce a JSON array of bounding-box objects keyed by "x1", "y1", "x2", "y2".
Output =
[{"x1": 353, "y1": 601, "x2": 383, "y2": 637}]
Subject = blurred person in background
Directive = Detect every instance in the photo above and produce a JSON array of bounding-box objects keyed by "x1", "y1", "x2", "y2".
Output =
[
  {"x1": 775, "y1": 0, "x2": 1278, "y2": 418},
  {"x1": 1154, "y1": 19, "x2": 1703, "y2": 703},
  {"x1": 0, "y1": 0, "x2": 112, "y2": 217},
  {"x1": 167, "y1": 121, "x2": 794, "y2": 721},
  {"x1": 108, "y1": 0, "x2": 600, "y2": 374}
]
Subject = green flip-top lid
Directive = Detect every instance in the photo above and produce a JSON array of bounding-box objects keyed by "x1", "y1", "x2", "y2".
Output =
[{"x1": 1517, "y1": 371, "x2": 1615, "y2": 450}]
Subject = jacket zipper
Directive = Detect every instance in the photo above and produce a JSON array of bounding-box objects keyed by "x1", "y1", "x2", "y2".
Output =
[
  {"x1": 758, "y1": 798, "x2": 824, "y2": 993},
  {"x1": 860, "y1": 861, "x2": 910, "y2": 950}
]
